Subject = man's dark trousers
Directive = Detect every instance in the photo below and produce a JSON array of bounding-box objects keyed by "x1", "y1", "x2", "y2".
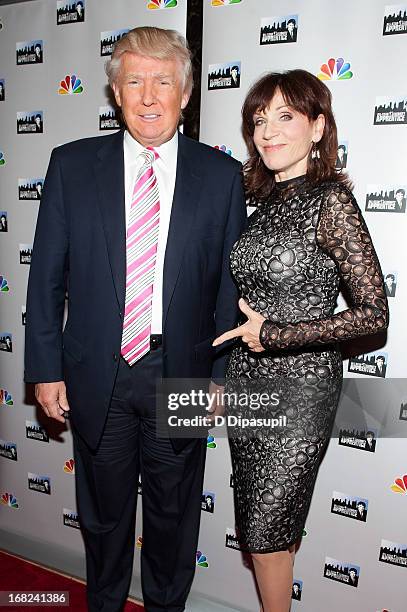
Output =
[{"x1": 72, "y1": 347, "x2": 206, "y2": 612}]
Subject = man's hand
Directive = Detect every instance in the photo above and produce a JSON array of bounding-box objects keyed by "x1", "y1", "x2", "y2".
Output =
[
  {"x1": 212, "y1": 298, "x2": 266, "y2": 353},
  {"x1": 206, "y1": 381, "x2": 225, "y2": 427},
  {"x1": 35, "y1": 381, "x2": 70, "y2": 423}
]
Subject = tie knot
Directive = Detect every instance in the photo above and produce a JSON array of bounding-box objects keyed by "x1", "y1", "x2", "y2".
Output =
[{"x1": 141, "y1": 147, "x2": 159, "y2": 165}]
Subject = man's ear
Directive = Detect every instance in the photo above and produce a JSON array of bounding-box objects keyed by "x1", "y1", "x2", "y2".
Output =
[{"x1": 112, "y1": 82, "x2": 122, "y2": 108}]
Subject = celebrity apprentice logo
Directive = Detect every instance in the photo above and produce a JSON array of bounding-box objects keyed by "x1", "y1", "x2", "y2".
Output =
[
  {"x1": 390, "y1": 473, "x2": 407, "y2": 494},
  {"x1": 0, "y1": 492, "x2": 19, "y2": 509},
  {"x1": 28, "y1": 473, "x2": 51, "y2": 495},
  {"x1": 18, "y1": 178, "x2": 44, "y2": 200},
  {"x1": 0, "y1": 388, "x2": 13, "y2": 405},
  {"x1": 58, "y1": 74, "x2": 84, "y2": 95},
  {"x1": 0, "y1": 79, "x2": 4, "y2": 101},
  {"x1": 291, "y1": 579, "x2": 303, "y2": 601},
  {"x1": 208, "y1": 61, "x2": 241, "y2": 90},
  {"x1": 201, "y1": 491, "x2": 215, "y2": 513},
  {"x1": 100, "y1": 29, "x2": 129, "y2": 57},
  {"x1": 57, "y1": 1, "x2": 85, "y2": 24},
  {"x1": 379, "y1": 539, "x2": 407, "y2": 567},
  {"x1": 147, "y1": 0, "x2": 177, "y2": 8},
  {"x1": 366, "y1": 185, "x2": 406, "y2": 213},
  {"x1": 225, "y1": 527, "x2": 242, "y2": 550},
  {"x1": 17, "y1": 111, "x2": 43, "y2": 134},
  {"x1": 26, "y1": 420, "x2": 49, "y2": 442},
  {"x1": 338, "y1": 427, "x2": 377, "y2": 452},
  {"x1": 331, "y1": 492, "x2": 368, "y2": 522},
  {"x1": 99, "y1": 105, "x2": 121, "y2": 131},
  {"x1": 0, "y1": 440, "x2": 17, "y2": 461},
  {"x1": 16, "y1": 40, "x2": 43, "y2": 65},
  {"x1": 63, "y1": 508, "x2": 80, "y2": 529},
  {"x1": 0, "y1": 212, "x2": 7, "y2": 232},
  {"x1": 374, "y1": 96, "x2": 407, "y2": 124},
  {"x1": 19, "y1": 244, "x2": 33, "y2": 265},
  {"x1": 0, "y1": 151, "x2": 5, "y2": 166},
  {"x1": 0, "y1": 333, "x2": 12, "y2": 353},
  {"x1": 260, "y1": 15, "x2": 298, "y2": 45},
  {"x1": 383, "y1": 5, "x2": 407, "y2": 35},
  {"x1": 196, "y1": 551, "x2": 209, "y2": 567},
  {"x1": 348, "y1": 351, "x2": 388, "y2": 377},
  {"x1": 323, "y1": 557, "x2": 360, "y2": 587},
  {"x1": 318, "y1": 57, "x2": 353, "y2": 80}
]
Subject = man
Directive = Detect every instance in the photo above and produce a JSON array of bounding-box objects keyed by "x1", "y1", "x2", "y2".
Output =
[
  {"x1": 356, "y1": 500, "x2": 367, "y2": 521},
  {"x1": 286, "y1": 18, "x2": 297, "y2": 42},
  {"x1": 34, "y1": 43, "x2": 42, "y2": 63},
  {"x1": 34, "y1": 113, "x2": 43, "y2": 133},
  {"x1": 374, "y1": 355, "x2": 386, "y2": 378},
  {"x1": 365, "y1": 430, "x2": 376, "y2": 452},
  {"x1": 25, "y1": 26, "x2": 246, "y2": 612},
  {"x1": 348, "y1": 568, "x2": 358, "y2": 587},
  {"x1": 384, "y1": 273, "x2": 396, "y2": 297},
  {"x1": 230, "y1": 65, "x2": 240, "y2": 88},
  {"x1": 335, "y1": 144, "x2": 347, "y2": 169},
  {"x1": 395, "y1": 187, "x2": 406, "y2": 212},
  {"x1": 75, "y1": 1, "x2": 84, "y2": 21}
]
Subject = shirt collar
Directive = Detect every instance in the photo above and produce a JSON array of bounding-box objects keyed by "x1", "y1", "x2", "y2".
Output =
[{"x1": 124, "y1": 129, "x2": 178, "y2": 166}]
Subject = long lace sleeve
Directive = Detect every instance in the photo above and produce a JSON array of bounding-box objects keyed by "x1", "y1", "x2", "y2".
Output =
[{"x1": 259, "y1": 185, "x2": 389, "y2": 350}]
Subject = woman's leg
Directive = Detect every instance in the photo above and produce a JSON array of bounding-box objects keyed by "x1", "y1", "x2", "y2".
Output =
[{"x1": 254, "y1": 545, "x2": 295, "y2": 612}]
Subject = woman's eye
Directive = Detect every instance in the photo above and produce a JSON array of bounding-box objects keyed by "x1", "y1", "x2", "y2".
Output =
[
  {"x1": 254, "y1": 118, "x2": 264, "y2": 126},
  {"x1": 280, "y1": 114, "x2": 292, "y2": 121}
]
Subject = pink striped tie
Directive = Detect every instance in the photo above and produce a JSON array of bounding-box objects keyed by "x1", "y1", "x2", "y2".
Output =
[{"x1": 121, "y1": 148, "x2": 160, "y2": 365}]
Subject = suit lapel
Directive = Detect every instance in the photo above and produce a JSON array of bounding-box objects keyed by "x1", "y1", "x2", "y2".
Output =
[
  {"x1": 163, "y1": 133, "x2": 202, "y2": 329},
  {"x1": 94, "y1": 130, "x2": 126, "y2": 312}
]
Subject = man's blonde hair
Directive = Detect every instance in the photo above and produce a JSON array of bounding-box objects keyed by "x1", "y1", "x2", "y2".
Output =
[{"x1": 105, "y1": 26, "x2": 193, "y2": 97}]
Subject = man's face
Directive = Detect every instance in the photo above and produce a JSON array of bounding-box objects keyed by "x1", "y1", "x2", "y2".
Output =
[
  {"x1": 396, "y1": 191, "x2": 404, "y2": 204},
  {"x1": 231, "y1": 68, "x2": 238, "y2": 80},
  {"x1": 287, "y1": 22, "x2": 295, "y2": 34},
  {"x1": 113, "y1": 52, "x2": 190, "y2": 147},
  {"x1": 376, "y1": 358, "x2": 384, "y2": 368},
  {"x1": 349, "y1": 570, "x2": 356, "y2": 580},
  {"x1": 357, "y1": 503, "x2": 364, "y2": 512},
  {"x1": 35, "y1": 116, "x2": 41, "y2": 126}
]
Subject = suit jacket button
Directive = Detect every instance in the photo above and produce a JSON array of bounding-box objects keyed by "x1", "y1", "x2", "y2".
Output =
[{"x1": 113, "y1": 353, "x2": 118, "y2": 361}]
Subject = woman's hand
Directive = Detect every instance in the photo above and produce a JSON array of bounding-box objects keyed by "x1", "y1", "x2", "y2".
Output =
[{"x1": 212, "y1": 298, "x2": 266, "y2": 352}]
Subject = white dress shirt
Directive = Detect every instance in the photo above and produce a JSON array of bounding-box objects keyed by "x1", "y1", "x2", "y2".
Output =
[{"x1": 123, "y1": 129, "x2": 178, "y2": 334}]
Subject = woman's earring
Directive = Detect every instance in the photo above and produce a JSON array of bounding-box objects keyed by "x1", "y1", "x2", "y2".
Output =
[{"x1": 311, "y1": 141, "x2": 320, "y2": 160}]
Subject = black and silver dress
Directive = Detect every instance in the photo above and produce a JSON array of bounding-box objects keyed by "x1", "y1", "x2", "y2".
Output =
[{"x1": 226, "y1": 176, "x2": 388, "y2": 553}]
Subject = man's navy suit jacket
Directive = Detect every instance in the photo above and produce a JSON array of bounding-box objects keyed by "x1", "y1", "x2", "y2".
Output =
[{"x1": 24, "y1": 130, "x2": 247, "y2": 451}]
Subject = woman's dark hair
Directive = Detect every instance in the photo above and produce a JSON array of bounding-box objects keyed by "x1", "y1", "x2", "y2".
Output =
[{"x1": 242, "y1": 69, "x2": 351, "y2": 203}]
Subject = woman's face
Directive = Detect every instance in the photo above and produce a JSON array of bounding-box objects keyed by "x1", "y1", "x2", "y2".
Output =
[{"x1": 252, "y1": 89, "x2": 325, "y2": 181}]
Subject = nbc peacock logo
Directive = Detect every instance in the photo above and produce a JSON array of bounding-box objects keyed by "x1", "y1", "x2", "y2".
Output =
[
  {"x1": 0, "y1": 151, "x2": 5, "y2": 166},
  {"x1": 207, "y1": 434, "x2": 217, "y2": 448},
  {"x1": 0, "y1": 389, "x2": 13, "y2": 405},
  {"x1": 63, "y1": 458, "x2": 75, "y2": 473},
  {"x1": 214, "y1": 144, "x2": 232, "y2": 156},
  {"x1": 391, "y1": 474, "x2": 407, "y2": 494},
  {"x1": 1, "y1": 492, "x2": 19, "y2": 508},
  {"x1": 58, "y1": 74, "x2": 84, "y2": 95},
  {"x1": 212, "y1": 0, "x2": 242, "y2": 5},
  {"x1": 318, "y1": 58, "x2": 353, "y2": 81},
  {"x1": 0, "y1": 275, "x2": 9, "y2": 292},
  {"x1": 196, "y1": 550, "x2": 209, "y2": 567},
  {"x1": 147, "y1": 0, "x2": 177, "y2": 9}
]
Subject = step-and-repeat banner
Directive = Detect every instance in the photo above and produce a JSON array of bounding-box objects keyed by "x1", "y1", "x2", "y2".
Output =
[
  {"x1": 197, "y1": 1, "x2": 407, "y2": 611},
  {"x1": 1, "y1": 1, "x2": 407, "y2": 611}
]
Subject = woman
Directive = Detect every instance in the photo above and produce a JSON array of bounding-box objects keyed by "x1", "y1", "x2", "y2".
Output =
[{"x1": 213, "y1": 70, "x2": 388, "y2": 611}]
